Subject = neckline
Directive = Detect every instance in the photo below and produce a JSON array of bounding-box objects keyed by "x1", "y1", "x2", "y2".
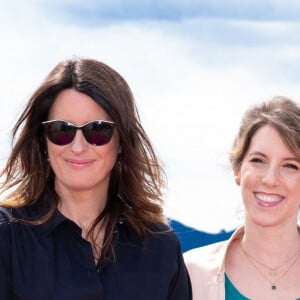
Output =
[
  {"x1": 225, "y1": 273, "x2": 250, "y2": 300},
  {"x1": 225, "y1": 273, "x2": 300, "y2": 300}
]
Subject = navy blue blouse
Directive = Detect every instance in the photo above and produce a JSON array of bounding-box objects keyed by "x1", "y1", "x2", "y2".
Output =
[{"x1": 0, "y1": 206, "x2": 191, "y2": 300}]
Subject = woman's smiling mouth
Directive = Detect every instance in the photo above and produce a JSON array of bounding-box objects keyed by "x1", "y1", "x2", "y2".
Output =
[{"x1": 254, "y1": 192, "x2": 285, "y2": 207}]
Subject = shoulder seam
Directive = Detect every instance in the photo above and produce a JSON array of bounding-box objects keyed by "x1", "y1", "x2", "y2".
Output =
[{"x1": 0, "y1": 207, "x2": 12, "y2": 223}]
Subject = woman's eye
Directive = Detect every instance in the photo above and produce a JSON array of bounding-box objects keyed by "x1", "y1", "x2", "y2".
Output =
[
  {"x1": 284, "y1": 163, "x2": 299, "y2": 170},
  {"x1": 250, "y1": 158, "x2": 263, "y2": 163}
]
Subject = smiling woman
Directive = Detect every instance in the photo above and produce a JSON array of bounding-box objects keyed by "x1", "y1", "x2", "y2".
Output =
[
  {"x1": 0, "y1": 58, "x2": 192, "y2": 300},
  {"x1": 184, "y1": 96, "x2": 300, "y2": 300}
]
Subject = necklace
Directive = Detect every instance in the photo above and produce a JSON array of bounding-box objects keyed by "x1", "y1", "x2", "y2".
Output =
[
  {"x1": 240, "y1": 243, "x2": 300, "y2": 277},
  {"x1": 239, "y1": 241, "x2": 300, "y2": 290}
]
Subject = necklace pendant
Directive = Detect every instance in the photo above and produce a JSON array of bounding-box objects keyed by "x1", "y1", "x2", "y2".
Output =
[
  {"x1": 269, "y1": 270, "x2": 277, "y2": 277},
  {"x1": 271, "y1": 285, "x2": 276, "y2": 290}
]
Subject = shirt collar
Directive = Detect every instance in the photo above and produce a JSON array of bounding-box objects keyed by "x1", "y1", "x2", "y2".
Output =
[
  {"x1": 37, "y1": 209, "x2": 74, "y2": 236},
  {"x1": 40, "y1": 210, "x2": 127, "y2": 237}
]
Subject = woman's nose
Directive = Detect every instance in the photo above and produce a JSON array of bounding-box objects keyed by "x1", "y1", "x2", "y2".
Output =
[
  {"x1": 261, "y1": 165, "x2": 280, "y2": 187},
  {"x1": 70, "y1": 130, "x2": 88, "y2": 154}
]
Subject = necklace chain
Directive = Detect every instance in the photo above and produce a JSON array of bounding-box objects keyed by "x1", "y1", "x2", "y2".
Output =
[
  {"x1": 240, "y1": 243, "x2": 300, "y2": 275},
  {"x1": 239, "y1": 241, "x2": 300, "y2": 290}
]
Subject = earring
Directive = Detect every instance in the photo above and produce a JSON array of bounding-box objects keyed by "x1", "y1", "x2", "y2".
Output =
[{"x1": 44, "y1": 150, "x2": 49, "y2": 162}]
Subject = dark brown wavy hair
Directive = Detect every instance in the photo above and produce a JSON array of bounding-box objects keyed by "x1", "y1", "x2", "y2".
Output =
[
  {"x1": 229, "y1": 96, "x2": 300, "y2": 171},
  {"x1": 0, "y1": 58, "x2": 167, "y2": 261}
]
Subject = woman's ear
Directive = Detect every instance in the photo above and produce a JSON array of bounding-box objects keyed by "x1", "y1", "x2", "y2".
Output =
[{"x1": 234, "y1": 169, "x2": 241, "y2": 186}]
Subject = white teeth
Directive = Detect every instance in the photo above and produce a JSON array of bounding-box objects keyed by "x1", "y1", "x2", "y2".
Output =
[{"x1": 255, "y1": 192, "x2": 283, "y2": 203}]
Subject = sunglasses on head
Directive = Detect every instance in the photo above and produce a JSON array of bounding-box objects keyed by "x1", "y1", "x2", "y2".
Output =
[{"x1": 42, "y1": 120, "x2": 116, "y2": 146}]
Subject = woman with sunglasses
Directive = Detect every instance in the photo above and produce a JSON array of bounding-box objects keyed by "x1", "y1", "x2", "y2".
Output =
[
  {"x1": 184, "y1": 96, "x2": 300, "y2": 299},
  {"x1": 0, "y1": 58, "x2": 191, "y2": 300}
]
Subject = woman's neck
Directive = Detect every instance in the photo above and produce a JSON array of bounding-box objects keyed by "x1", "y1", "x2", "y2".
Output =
[
  {"x1": 57, "y1": 187, "x2": 107, "y2": 233},
  {"x1": 242, "y1": 221, "x2": 300, "y2": 265}
]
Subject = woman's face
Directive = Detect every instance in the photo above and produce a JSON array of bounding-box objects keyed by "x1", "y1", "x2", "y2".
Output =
[
  {"x1": 235, "y1": 125, "x2": 300, "y2": 228},
  {"x1": 46, "y1": 88, "x2": 119, "y2": 197}
]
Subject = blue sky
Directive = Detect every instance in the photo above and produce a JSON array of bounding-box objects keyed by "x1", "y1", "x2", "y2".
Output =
[
  {"x1": 35, "y1": 1, "x2": 300, "y2": 22},
  {"x1": 1, "y1": 0, "x2": 300, "y2": 232}
]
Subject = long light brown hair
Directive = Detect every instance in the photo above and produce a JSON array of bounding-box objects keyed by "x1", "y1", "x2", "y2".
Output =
[{"x1": 0, "y1": 58, "x2": 167, "y2": 261}]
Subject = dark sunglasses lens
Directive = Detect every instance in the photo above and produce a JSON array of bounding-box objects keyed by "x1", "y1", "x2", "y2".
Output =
[
  {"x1": 44, "y1": 121, "x2": 75, "y2": 145},
  {"x1": 83, "y1": 122, "x2": 114, "y2": 145}
]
